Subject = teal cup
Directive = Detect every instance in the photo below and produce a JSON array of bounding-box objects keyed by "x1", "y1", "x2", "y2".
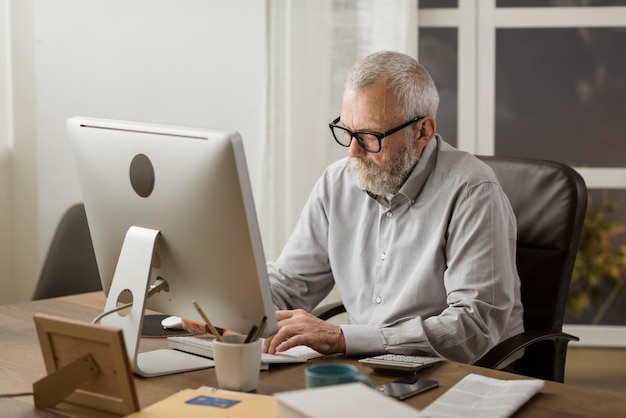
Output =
[{"x1": 304, "y1": 363, "x2": 372, "y2": 388}]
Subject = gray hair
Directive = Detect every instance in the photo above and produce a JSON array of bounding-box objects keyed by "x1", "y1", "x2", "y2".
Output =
[{"x1": 345, "y1": 51, "x2": 439, "y2": 120}]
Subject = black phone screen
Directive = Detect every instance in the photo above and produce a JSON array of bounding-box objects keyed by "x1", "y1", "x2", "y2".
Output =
[{"x1": 376, "y1": 377, "x2": 439, "y2": 400}]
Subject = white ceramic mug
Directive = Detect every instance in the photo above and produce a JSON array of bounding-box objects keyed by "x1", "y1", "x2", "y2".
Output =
[{"x1": 212, "y1": 334, "x2": 262, "y2": 392}]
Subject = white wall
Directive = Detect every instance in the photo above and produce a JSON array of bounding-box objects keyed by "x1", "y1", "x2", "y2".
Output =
[{"x1": 4, "y1": 0, "x2": 268, "y2": 302}]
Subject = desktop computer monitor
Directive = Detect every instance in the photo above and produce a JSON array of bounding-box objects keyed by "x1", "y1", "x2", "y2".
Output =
[{"x1": 67, "y1": 116, "x2": 277, "y2": 376}]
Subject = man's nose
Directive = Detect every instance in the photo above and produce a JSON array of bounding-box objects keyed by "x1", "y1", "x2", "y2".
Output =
[{"x1": 347, "y1": 136, "x2": 365, "y2": 157}]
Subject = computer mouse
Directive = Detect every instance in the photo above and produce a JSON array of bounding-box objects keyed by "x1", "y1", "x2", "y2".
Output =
[{"x1": 161, "y1": 315, "x2": 184, "y2": 330}]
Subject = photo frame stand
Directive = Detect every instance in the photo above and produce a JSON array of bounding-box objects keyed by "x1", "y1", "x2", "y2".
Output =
[{"x1": 33, "y1": 313, "x2": 140, "y2": 417}]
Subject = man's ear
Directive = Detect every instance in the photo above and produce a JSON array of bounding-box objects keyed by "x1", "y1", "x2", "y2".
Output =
[{"x1": 418, "y1": 116, "x2": 437, "y2": 140}]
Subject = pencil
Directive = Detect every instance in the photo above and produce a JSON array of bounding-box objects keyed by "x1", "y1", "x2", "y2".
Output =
[{"x1": 192, "y1": 300, "x2": 223, "y2": 342}]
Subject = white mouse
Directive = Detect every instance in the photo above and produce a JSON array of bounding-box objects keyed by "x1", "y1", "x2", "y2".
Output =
[{"x1": 161, "y1": 315, "x2": 184, "y2": 330}]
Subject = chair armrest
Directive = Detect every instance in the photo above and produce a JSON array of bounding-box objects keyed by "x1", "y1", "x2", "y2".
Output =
[
  {"x1": 474, "y1": 329, "x2": 580, "y2": 370},
  {"x1": 311, "y1": 301, "x2": 346, "y2": 321}
]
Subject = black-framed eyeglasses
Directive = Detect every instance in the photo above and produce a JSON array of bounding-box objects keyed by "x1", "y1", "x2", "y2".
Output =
[{"x1": 329, "y1": 116, "x2": 424, "y2": 153}]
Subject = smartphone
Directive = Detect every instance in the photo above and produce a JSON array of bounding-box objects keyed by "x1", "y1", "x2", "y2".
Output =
[{"x1": 376, "y1": 376, "x2": 439, "y2": 400}]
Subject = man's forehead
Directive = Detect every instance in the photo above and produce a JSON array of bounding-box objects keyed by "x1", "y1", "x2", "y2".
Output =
[{"x1": 341, "y1": 86, "x2": 400, "y2": 129}]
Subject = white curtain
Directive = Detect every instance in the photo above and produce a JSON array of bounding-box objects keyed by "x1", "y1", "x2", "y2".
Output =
[
  {"x1": 0, "y1": 146, "x2": 12, "y2": 303},
  {"x1": 261, "y1": 0, "x2": 418, "y2": 261}
]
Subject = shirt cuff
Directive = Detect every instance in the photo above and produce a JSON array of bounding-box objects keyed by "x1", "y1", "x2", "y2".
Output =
[{"x1": 340, "y1": 324, "x2": 386, "y2": 356}]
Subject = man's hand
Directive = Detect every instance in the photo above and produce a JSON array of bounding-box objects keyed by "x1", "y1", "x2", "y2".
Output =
[
  {"x1": 181, "y1": 320, "x2": 238, "y2": 337},
  {"x1": 182, "y1": 319, "x2": 209, "y2": 335},
  {"x1": 263, "y1": 309, "x2": 346, "y2": 355}
]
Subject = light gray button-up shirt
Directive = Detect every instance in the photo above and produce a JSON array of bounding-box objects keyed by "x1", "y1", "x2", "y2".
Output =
[{"x1": 267, "y1": 137, "x2": 524, "y2": 363}]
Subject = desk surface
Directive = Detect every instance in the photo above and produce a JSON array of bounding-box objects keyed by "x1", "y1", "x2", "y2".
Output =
[{"x1": 2, "y1": 292, "x2": 626, "y2": 417}]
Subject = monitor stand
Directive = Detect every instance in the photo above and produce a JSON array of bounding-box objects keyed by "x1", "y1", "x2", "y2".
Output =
[{"x1": 100, "y1": 226, "x2": 214, "y2": 377}]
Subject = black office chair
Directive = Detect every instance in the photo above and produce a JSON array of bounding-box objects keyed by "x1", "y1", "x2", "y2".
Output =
[
  {"x1": 32, "y1": 203, "x2": 102, "y2": 300},
  {"x1": 473, "y1": 156, "x2": 587, "y2": 382},
  {"x1": 313, "y1": 156, "x2": 588, "y2": 383}
]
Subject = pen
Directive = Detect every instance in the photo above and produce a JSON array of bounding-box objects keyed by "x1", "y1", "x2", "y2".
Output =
[
  {"x1": 243, "y1": 325, "x2": 258, "y2": 344},
  {"x1": 192, "y1": 300, "x2": 223, "y2": 342},
  {"x1": 250, "y1": 315, "x2": 267, "y2": 342}
]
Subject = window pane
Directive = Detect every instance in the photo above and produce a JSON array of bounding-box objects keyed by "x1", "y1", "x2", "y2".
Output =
[
  {"x1": 419, "y1": 0, "x2": 457, "y2": 8},
  {"x1": 565, "y1": 189, "x2": 626, "y2": 325},
  {"x1": 495, "y1": 28, "x2": 626, "y2": 167},
  {"x1": 497, "y1": 0, "x2": 626, "y2": 7},
  {"x1": 419, "y1": 28, "x2": 458, "y2": 147}
]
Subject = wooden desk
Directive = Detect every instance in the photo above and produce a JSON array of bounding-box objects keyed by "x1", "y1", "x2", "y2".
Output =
[{"x1": 2, "y1": 293, "x2": 626, "y2": 417}]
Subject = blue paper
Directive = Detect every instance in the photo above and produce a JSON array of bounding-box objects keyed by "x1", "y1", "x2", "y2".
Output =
[{"x1": 185, "y1": 395, "x2": 241, "y2": 408}]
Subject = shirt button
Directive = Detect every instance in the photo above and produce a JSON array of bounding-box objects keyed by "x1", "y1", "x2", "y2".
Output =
[
  {"x1": 381, "y1": 252, "x2": 386, "y2": 260},
  {"x1": 376, "y1": 296, "x2": 382, "y2": 304},
  {"x1": 386, "y1": 211, "x2": 393, "y2": 218}
]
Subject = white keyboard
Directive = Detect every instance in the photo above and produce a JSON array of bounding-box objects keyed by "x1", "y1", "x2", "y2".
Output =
[
  {"x1": 358, "y1": 354, "x2": 443, "y2": 373},
  {"x1": 168, "y1": 335, "x2": 323, "y2": 364}
]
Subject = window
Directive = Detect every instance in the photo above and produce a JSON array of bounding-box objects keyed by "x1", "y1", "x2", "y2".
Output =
[{"x1": 418, "y1": 0, "x2": 626, "y2": 339}]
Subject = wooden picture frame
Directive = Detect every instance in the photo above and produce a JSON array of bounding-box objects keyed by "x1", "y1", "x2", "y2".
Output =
[{"x1": 33, "y1": 313, "x2": 139, "y2": 416}]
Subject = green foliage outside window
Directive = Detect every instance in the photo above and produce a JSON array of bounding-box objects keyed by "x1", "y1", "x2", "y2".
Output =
[{"x1": 568, "y1": 201, "x2": 626, "y2": 324}]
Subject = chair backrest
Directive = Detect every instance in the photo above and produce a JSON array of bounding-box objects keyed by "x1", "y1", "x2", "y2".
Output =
[
  {"x1": 32, "y1": 203, "x2": 102, "y2": 300},
  {"x1": 477, "y1": 156, "x2": 588, "y2": 334}
]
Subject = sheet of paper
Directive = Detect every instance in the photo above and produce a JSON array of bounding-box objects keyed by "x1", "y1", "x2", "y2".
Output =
[{"x1": 417, "y1": 373, "x2": 544, "y2": 418}]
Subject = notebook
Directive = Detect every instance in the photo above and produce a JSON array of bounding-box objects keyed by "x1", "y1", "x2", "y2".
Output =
[
  {"x1": 124, "y1": 387, "x2": 277, "y2": 418},
  {"x1": 275, "y1": 383, "x2": 419, "y2": 418}
]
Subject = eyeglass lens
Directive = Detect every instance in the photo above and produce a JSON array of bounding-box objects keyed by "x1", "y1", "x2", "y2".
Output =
[{"x1": 333, "y1": 126, "x2": 381, "y2": 152}]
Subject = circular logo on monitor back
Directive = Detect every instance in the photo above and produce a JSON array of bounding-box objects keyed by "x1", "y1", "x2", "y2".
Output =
[{"x1": 129, "y1": 154, "x2": 155, "y2": 198}]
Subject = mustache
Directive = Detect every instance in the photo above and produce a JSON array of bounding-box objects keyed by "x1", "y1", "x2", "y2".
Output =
[
  {"x1": 349, "y1": 157, "x2": 379, "y2": 171},
  {"x1": 348, "y1": 145, "x2": 419, "y2": 196}
]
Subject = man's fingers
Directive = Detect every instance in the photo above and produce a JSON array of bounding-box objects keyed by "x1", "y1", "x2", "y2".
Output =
[
  {"x1": 275, "y1": 309, "x2": 298, "y2": 320},
  {"x1": 266, "y1": 324, "x2": 296, "y2": 354},
  {"x1": 274, "y1": 333, "x2": 310, "y2": 353}
]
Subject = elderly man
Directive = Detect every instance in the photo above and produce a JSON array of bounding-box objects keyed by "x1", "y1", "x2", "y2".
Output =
[{"x1": 186, "y1": 51, "x2": 523, "y2": 364}]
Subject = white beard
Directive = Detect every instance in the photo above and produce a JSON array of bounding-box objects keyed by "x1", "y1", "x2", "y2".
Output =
[{"x1": 349, "y1": 137, "x2": 419, "y2": 196}]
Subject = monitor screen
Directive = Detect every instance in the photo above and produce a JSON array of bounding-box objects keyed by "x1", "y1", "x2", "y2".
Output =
[{"x1": 68, "y1": 117, "x2": 277, "y2": 339}]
